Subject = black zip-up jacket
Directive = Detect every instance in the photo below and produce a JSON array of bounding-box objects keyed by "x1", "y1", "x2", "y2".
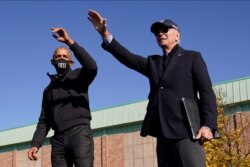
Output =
[{"x1": 31, "y1": 42, "x2": 97, "y2": 148}]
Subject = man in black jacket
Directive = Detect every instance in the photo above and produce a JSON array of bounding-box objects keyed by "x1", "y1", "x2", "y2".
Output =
[
  {"x1": 88, "y1": 10, "x2": 217, "y2": 167},
  {"x1": 27, "y1": 27, "x2": 97, "y2": 167}
]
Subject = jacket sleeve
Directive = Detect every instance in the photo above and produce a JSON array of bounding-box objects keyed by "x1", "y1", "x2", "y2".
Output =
[
  {"x1": 101, "y1": 38, "x2": 148, "y2": 76},
  {"x1": 192, "y1": 53, "x2": 217, "y2": 130},
  {"x1": 69, "y1": 42, "x2": 98, "y2": 85},
  {"x1": 31, "y1": 93, "x2": 51, "y2": 148}
]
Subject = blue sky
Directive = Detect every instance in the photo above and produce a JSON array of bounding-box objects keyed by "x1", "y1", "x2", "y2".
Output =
[{"x1": 0, "y1": 1, "x2": 249, "y2": 131}]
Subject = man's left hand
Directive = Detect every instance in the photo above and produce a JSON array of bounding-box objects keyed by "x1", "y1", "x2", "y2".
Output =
[{"x1": 195, "y1": 126, "x2": 213, "y2": 142}]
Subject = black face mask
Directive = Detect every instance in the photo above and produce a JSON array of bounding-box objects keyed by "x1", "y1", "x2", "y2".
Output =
[{"x1": 53, "y1": 59, "x2": 70, "y2": 74}]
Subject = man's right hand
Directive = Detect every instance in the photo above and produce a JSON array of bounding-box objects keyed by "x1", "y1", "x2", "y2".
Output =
[
  {"x1": 50, "y1": 27, "x2": 74, "y2": 46},
  {"x1": 88, "y1": 10, "x2": 110, "y2": 38},
  {"x1": 28, "y1": 147, "x2": 38, "y2": 161}
]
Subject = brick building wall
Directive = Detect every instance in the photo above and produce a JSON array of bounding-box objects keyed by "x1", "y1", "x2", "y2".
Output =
[
  {"x1": 0, "y1": 132, "x2": 157, "y2": 167},
  {"x1": 232, "y1": 112, "x2": 250, "y2": 154},
  {"x1": 0, "y1": 113, "x2": 249, "y2": 167},
  {"x1": 0, "y1": 151, "x2": 15, "y2": 167}
]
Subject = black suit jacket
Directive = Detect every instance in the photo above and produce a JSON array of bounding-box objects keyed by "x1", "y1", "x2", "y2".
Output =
[{"x1": 102, "y1": 38, "x2": 217, "y2": 139}]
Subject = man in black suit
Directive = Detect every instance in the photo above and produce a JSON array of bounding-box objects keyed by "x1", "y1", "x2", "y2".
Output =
[{"x1": 88, "y1": 10, "x2": 217, "y2": 167}]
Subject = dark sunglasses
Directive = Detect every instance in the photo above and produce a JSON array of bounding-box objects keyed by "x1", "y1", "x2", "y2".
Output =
[{"x1": 153, "y1": 26, "x2": 170, "y2": 37}]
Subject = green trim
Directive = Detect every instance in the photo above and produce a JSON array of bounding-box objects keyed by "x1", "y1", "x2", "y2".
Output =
[
  {"x1": 93, "y1": 121, "x2": 142, "y2": 137},
  {"x1": 0, "y1": 138, "x2": 51, "y2": 153},
  {"x1": 225, "y1": 102, "x2": 250, "y2": 115},
  {"x1": 213, "y1": 76, "x2": 250, "y2": 86}
]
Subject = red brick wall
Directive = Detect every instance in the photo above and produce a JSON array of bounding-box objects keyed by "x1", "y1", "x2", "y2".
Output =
[
  {"x1": 0, "y1": 132, "x2": 156, "y2": 167},
  {"x1": 0, "y1": 113, "x2": 249, "y2": 167},
  {"x1": 41, "y1": 145, "x2": 51, "y2": 167},
  {"x1": 94, "y1": 137, "x2": 102, "y2": 167},
  {"x1": 244, "y1": 113, "x2": 250, "y2": 153},
  {"x1": 124, "y1": 132, "x2": 157, "y2": 167},
  {"x1": 234, "y1": 112, "x2": 250, "y2": 154},
  {"x1": 94, "y1": 135, "x2": 125, "y2": 167},
  {"x1": 0, "y1": 151, "x2": 14, "y2": 167}
]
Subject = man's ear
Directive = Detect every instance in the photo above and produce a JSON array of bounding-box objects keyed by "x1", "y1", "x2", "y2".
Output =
[
  {"x1": 176, "y1": 31, "x2": 179, "y2": 38},
  {"x1": 175, "y1": 31, "x2": 180, "y2": 42}
]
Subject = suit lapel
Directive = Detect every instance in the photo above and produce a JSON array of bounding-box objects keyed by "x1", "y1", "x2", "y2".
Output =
[
  {"x1": 158, "y1": 56, "x2": 165, "y2": 80},
  {"x1": 162, "y1": 47, "x2": 184, "y2": 80}
]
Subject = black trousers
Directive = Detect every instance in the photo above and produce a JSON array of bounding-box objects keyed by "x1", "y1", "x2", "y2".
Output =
[
  {"x1": 50, "y1": 124, "x2": 94, "y2": 167},
  {"x1": 156, "y1": 137, "x2": 205, "y2": 167}
]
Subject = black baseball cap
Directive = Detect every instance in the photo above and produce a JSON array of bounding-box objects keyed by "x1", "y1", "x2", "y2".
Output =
[{"x1": 150, "y1": 19, "x2": 179, "y2": 33}]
